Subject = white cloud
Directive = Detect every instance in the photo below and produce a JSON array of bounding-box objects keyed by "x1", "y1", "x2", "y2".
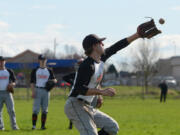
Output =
[
  {"x1": 0, "y1": 21, "x2": 9, "y2": 31},
  {"x1": 45, "y1": 24, "x2": 65, "y2": 33},
  {"x1": 0, "y1": 23, "x2": 82, "y2": 57},
  {"x1": 0, "y1": 20, "x2": 179, "y2": 64},
  {"x1": 0, "y1": 12, "x2": 16, "y2": 17},
  {"x1": 170, "y1": 6, "x2": 180, "y2": 11},
  {"x1": 31, "y1": 5, "x2": 56, "y2": 10}
]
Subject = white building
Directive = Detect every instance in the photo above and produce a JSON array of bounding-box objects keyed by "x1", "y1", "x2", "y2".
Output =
[{"x1": 157, "y1": 56, "x2": 180, "y2": 81}]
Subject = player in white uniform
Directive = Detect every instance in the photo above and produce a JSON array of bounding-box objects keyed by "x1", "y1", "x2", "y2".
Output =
[
  {"x1": 64, "y1": 32, "x2": 141, "y2": 135},
  {"x1": 0, "y1": 56, "x2": 19, "y2": 130},
  {"x1": 30, "y1": 55, "x2": 57, "y2": 130}
]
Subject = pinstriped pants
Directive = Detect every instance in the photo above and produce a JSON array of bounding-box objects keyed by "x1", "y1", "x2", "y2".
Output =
[
  {"x1": 64, "y1": 97, "x2": 119, "y2": 135},
  {"x1": 0, "y1": 91, "x2": 18, "y2": 129},
  {"x1": 33, "y1": 88, "x2": 50, "y2": 114}
]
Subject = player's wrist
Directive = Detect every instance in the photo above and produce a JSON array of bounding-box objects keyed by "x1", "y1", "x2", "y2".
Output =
[
  {"x1": 96, "y1": 89, "x2": 103, "y2": 95},
  {"x1": 135, "y1": 32, "x2": 140, "y2": 38},
  {"x1": 87, "y1": 88, "x2": 103, "y2": 95}
]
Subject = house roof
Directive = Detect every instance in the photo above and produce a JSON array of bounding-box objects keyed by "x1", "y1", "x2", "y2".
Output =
[{"x1": 7, "y1": 49, "x2": 40, "y2": 62}]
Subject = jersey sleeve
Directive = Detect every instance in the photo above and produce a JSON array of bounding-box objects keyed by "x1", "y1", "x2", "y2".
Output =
[
  {"x1": 63, "y1": 73, "x2": 75, "y2": 85},
  {"x1": 71, "y1": 63, "x2": 94, "y2": 96},
  {"x1": 101, "y1": 38, "x2": 129, "y2": 62},
  {"x1": 48, "y1": 68, "x2": 56, "y2": 79},
  {"x1": 30, "y1": 69, "x2": 37, "y2": 84},
  {"x1": 7, "y1": 69, "x2": 16, "y2": 83}
]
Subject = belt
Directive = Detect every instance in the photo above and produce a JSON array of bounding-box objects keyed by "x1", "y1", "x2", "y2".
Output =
[
  {"x1": 36, "y1": 86, "x2": 45, "y2": 89},
  {"x1": 77, "y1": 98, "x2": 90, "y2": 105}
]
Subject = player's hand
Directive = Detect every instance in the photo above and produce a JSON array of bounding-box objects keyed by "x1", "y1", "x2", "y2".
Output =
[{"x1": 100, "y1": 88, "x2": 116, "y2": 97}]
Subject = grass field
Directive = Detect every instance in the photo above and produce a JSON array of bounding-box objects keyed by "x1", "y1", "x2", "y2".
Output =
[{"x1": 0, "y1": 86, "x2": 180, "y2": 135}]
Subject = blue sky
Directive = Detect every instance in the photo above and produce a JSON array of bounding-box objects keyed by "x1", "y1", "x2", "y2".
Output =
[{"x1": 0, "y1": 0, "x2": 180, "y2": 69}]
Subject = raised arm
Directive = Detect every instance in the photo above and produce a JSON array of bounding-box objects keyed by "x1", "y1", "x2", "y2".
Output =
[{"x1": 101, "y1": 32, "x2": 140, "y2": 62}]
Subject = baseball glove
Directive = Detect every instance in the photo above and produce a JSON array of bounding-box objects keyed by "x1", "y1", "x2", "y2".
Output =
[
  {"x1": 137, "y1": 19, "x2": 161, "y2": 39},
  {"x1": 6, "y1": 84, "x2": 14, "y2": 94},
  {"x1": 45, "y1": 80, "x2": 56, "y2": 91}
]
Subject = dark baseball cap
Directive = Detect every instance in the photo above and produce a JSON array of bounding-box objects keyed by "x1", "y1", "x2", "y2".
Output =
[
  {"x1": 82, "y1": 34, "x2": 106, "y2": 51},
  {"x1": 38, "y1": 55, "x2": 46, "y2": 60},
  {"x1": 0, "y1": 56, "x2": 5, "y2": 61}
]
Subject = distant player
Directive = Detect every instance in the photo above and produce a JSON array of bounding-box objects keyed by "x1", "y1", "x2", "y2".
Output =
[
  {"x1": 64, "y1": 19, "x2": 161, "y2": 135},
  {"x1": 30, "y1": 55, "x2": 57, "y2": 130},
  {"x1": 0, "y1": 56, "x2": 19, "y2": 130},
  {"x1": 158, "y1": 80, "x2": 168, "y2": 102}
]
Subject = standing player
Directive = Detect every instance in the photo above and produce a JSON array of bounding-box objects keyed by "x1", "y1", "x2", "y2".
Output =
[
  {"x1": 64, "y1": 20, "x2": 161, "y2": 135},
  {"x1": 0, "y1": 56, "x2": 19, "y2": 130},
  {"x1": 30, "y1": 55, "x2": 57, "y2": 130},
  {"x1": 158, "y1": 80, "x2": 168, "y2": 102}
]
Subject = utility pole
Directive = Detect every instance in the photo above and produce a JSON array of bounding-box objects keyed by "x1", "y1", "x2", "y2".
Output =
[
  {"x1": 0, "y1": 47, "x2": 3, "y2": 55},
  {"x1": 174, "y1": 41, "x2": 176, "y2": 56},
  {"x1": 54, "y1": 38, "x2": 58, "y2": 59}
]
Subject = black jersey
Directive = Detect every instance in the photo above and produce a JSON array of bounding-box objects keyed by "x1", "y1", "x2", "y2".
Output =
[
  {"x1": 63, "y1": 73, "x2": 76, "y2": 85},
  {"x1": 69, "y1": 38, "x2": 129, "y2": 103},
  {"x1": 159, "y1": 82, "x2": 168, "y2": 92}
]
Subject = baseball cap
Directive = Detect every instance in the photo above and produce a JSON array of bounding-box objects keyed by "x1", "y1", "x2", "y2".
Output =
[
  {"x1": 0, "y1": 56, "x2": 5, "y2": 61},
  {"x1": 38, "y1": 55, "x2": 46, "y2": 60},
  {"x1": 82, "y1": 34, "x2": 106, "y2": 51}
]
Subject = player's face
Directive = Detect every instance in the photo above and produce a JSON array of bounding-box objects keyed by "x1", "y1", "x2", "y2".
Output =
[
  {"x1": 0, "y1": 60, "x2": 5, "y2": 68},
  {"x1": 39, "y1": 59, "x2": 47, "y2": 67},
  {"x1": 94, "y1": 42, "x2": 105, "y2": 55}
]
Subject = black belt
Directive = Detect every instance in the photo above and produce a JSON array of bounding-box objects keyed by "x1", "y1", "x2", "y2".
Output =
[
  {"x1": 36, "y1": 86, "x2": 45, "y2": 89},
  {"x1": 77, "y1": 98, "x2": 90, "y2": 105}
]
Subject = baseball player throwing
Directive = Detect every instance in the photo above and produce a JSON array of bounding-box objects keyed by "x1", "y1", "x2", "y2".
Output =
[
  {"x1": 0, "y1": 56, "x2": 19, "y2": 130},
  {"x1": 30, "y1": 55, "x2": 57, "y2": 130},
  {"x1": 64, "y1": 20, "x2": 161, "y2": 135}
]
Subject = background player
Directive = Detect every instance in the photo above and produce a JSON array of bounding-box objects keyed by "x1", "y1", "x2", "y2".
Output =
[
  {"x1": 30, "y1": 55, "x2": 57, "y2": 130},
  {"x1": 0, "y1": 56, "x2": 19, "y2": 130},
  {"x1": 158, "y1": 80, "x2": 168, "y2": 102}
]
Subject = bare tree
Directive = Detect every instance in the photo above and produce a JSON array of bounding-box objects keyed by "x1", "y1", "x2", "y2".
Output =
[
  {"x1": 58, "y1": 44, "x2": 84, "y2": 59},
  {"x1": 119, "y1": 61, "x2": 129, "y2": 72},
  {"x1": 61, "y1": 53, "x2": 85, "y2": 59},
  {"x1": 64, "y1": 44, "x2": 78, "y2": 55},
  {"x1": 42, "y1": 44, "x2": 84, "y2": 59},
  {"x1": 42, "y1": 48, "x2": 55, "y2": 59},
  {"x1": 131, "y1": 39, "x2": 159, "y2": 96}
]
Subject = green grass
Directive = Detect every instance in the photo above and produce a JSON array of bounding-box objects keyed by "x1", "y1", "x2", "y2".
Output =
[
  {"x1": 1, "y1": 98, "x2": 180, "y2": 135},
  {"x1": 13, "y1": 86, "x2": 180, "y2": 100}
]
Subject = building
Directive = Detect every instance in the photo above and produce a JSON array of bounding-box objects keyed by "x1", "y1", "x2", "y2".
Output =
[
  {"x1": 5, "y1": 49, "x2": 77, "y2": 87},
  {"x1": 7, "y1": 49, "x2": 40, "y2": 63},
  {"x1": 156, "y1": 56, "x2": 180, "y2": 81}
]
